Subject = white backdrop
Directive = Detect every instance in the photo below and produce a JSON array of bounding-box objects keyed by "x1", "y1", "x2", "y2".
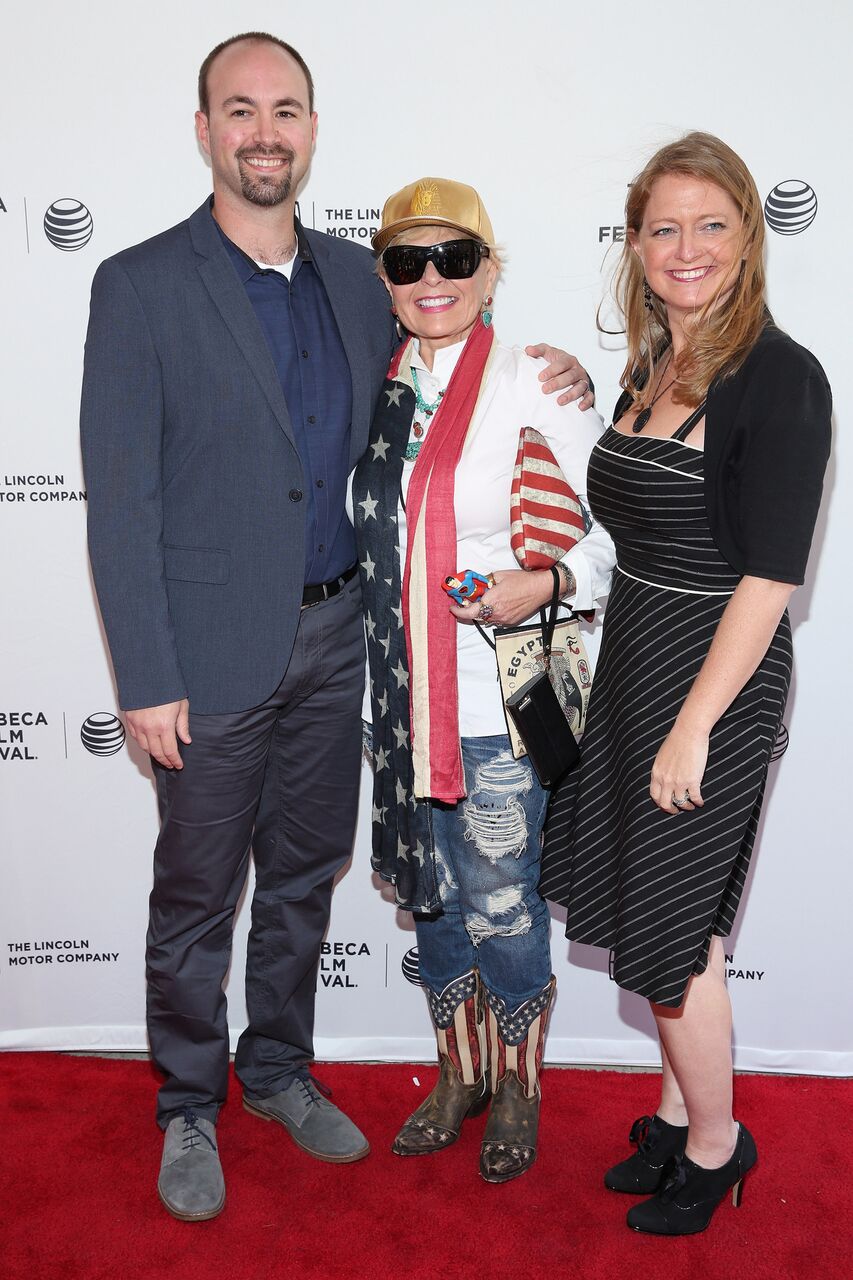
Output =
[{"x1": 1, "y1": 0, "x2": 850, "y2": 1075}]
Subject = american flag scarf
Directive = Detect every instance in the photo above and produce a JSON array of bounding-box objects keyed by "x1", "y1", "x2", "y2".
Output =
[{"x1": 402, "y1": 318, "x2": 496, "y2": 803}]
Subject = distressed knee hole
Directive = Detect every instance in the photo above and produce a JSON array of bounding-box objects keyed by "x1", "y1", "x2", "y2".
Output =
[{"x1": 463, "y1": 884, "x2": 533, "y2": 946}]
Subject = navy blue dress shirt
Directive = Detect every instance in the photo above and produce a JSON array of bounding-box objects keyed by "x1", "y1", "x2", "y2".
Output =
[{"x1": 218, "y1": 218, "x2": 355, "y2": 585}]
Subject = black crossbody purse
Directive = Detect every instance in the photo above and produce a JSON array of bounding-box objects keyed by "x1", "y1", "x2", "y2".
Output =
[{"x1": 503, "y1": 567, "x2": 581, "y2": 787}]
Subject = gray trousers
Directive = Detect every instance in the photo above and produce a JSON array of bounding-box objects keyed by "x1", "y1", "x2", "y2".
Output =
[{"x1": 146, "y1": 575, "x2": 365, "y2": 1128}]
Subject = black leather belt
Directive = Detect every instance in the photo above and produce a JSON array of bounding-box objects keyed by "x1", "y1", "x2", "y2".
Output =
[{"x1": 301, "y1": 562, "x2": 357, "y2": 608}]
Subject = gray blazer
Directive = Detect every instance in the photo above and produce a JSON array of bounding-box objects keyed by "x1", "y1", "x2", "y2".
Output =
[{"x1": 80, "y1": 200, "x2": 396, "y2": 713}]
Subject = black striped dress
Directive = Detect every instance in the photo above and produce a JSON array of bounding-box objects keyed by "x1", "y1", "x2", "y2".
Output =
[{"x1": 540, "y1": 413, "x2": 792, "y2": 1008}]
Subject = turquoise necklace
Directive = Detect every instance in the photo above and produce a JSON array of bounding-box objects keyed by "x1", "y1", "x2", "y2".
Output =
[
  {"x1": 405, "y1": 367, "x2": 445, "y2": 461},
  {"x1": 411, "y1": 366, "x2": 444, "y2": 417}
]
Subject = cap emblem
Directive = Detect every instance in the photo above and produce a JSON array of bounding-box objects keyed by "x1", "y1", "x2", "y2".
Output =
[{"x1": 412, "y1": 180, "x2": 441, "y2": 216}]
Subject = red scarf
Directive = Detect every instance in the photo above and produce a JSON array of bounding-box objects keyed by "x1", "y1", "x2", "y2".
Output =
[{"x1": 401, "y1": 319, "x2": 496, "y2": 802}]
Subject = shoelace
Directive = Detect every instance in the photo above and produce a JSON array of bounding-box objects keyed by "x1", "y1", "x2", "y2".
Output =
[
  {"x1": 180, "y1": 1108, "x2": 217, "y2": 1152},
  {"x1": 294, "y1": 1074, "x2": 333, "y2": 1106},
  {"x1": 628, "y1": 1115, "x2": 656, "y2": 1154}
]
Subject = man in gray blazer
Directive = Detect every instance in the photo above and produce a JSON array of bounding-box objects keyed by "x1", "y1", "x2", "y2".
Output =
[{"x1": 81, "y1": 31, "x2": 590, "y2": 1221}]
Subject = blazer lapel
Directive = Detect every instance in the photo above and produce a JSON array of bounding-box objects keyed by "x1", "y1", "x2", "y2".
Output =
[
  {"x1": 304, "y1": 229, "x2": 372, "y2": 471},
  {"x1": 189, "y1": 203, "x2": 298, "y2": 450}
]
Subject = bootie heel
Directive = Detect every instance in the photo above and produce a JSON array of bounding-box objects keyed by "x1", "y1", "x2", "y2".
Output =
[{"x1": 626, "y1": 1122, "x2": 757, "y2": 1235}]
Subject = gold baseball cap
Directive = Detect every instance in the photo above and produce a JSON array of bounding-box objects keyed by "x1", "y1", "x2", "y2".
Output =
[{"x1": 372, "y1": 177, "x2": 495, "y2": 254}]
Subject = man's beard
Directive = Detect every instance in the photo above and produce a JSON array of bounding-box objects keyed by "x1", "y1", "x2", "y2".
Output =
[{"x1": 235, "y1": 146, "x2": 295, "y2": 207}]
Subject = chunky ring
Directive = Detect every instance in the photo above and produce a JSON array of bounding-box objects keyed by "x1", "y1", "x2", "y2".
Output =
[
  {"x1": 478, "y1": 604, "x2": 494, "y2": 622},
  {"x1": 671, "y1": 790, "x2": 691, "y2": 808},
  {"x1": 486, "y1": 573, "x2": 496, "y2": 588}
]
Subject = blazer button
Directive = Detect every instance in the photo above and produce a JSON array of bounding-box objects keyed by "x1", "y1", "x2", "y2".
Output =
[{"x1": 289, "y1": 488, "x2": 303, "y2": 502}]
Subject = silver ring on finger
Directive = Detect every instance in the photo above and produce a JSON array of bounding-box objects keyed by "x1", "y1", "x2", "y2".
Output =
[
  {"x1": 478, "y1": 603, "x2": 494, "y2": 622},
  {"x1": 671, "y1": 790, "x2": 691, "y2": 808}
]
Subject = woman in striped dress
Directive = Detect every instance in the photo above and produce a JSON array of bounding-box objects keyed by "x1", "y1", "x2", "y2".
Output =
[{"x1": 540, "y1": 133, "x2": 831, "y2": 1234}]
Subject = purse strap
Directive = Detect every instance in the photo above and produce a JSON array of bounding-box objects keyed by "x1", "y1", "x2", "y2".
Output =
[
  {"x1": 539, "y1": 565, "x2": 561, "y2": 672},
  {"x1": 475, "y1": 565, "x2": 562, "y2": 656}
]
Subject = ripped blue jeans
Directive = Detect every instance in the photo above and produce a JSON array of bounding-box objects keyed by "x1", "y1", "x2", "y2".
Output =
[{"x1": 415, "y1": 734, "x2": 551, "y2": 1008}]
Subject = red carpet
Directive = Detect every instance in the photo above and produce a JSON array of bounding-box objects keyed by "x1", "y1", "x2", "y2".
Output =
[{"x1": 1, "y1": 1055, "x2": 850, "y2": 1280}]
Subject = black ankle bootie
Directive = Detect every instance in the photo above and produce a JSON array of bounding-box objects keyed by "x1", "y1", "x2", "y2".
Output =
[
  {"x1": 626, "y1": 1122, "x2": 757, "y2": 1235},
  {"x1": 604, "y1": 1114, "x2": 689, "y2": 1193}
]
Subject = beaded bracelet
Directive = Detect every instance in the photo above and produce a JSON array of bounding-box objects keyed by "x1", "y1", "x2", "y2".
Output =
[{"x1": 554, "y1": 560, "x2": 576, "y2": 599}]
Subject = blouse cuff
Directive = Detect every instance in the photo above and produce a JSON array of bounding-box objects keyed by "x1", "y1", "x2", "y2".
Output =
[{"x1": 562, "y1": 547, "x2": 594, "y2": 611}]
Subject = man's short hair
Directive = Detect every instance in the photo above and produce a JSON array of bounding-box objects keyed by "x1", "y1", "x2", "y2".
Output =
[{"x1": 198, "y1": 32, "x2": 315, "y2": 115}]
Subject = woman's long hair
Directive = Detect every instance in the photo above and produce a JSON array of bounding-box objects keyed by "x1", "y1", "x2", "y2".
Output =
[{"x1": 610, "y1": 132, "x2": 768, "y2": 408}]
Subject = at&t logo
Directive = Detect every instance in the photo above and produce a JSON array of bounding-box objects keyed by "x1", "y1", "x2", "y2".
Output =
[
  {"x1": 401, "y1": 946, "x2": 425, "y2": 987},
  {"x1": 80, "y1": 713, "x2": 125, "y2": 756},
  {"x1": 764, "y1": 181, "x2": 817, "y2": 235},
  {"x1": 770, "y1": 723, "x2": 789, "y2": 762},
  {"x1": 44, "y1": 199, "x2": 94, "y2": 251}
]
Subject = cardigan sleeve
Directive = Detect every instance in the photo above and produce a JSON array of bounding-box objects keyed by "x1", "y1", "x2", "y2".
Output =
[{"x1": 732, "y1": 352, "x2": 831, "y2": 585}]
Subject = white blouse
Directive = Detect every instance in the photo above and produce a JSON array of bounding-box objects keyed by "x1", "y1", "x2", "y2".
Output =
[{"x1": 350, "y1": 338, "x2": 615, "y2": 738}]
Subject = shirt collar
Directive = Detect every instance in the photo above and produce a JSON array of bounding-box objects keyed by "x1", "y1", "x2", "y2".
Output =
[
  {"x1": 410, "y1": 337, "x2": 467, "y2": 389},
  {"x1": 212, "y1": 198, "x2": 312, "y2": 282}
]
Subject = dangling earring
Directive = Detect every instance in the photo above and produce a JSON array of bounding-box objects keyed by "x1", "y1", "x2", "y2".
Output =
[
  {"x1": 481, "y1": 296, "x2": 493, "y2": 328},
  {"x1": 643, "y1": 281, "x2": 654, "y2": 312},
  {"x1": 392, "y1": 308, "x2": 405, "y2": 342}
]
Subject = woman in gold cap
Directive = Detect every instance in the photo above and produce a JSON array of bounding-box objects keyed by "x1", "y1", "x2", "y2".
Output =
[{"x1": 351, "y1": 177, "x2": 614, "y2": 1181}]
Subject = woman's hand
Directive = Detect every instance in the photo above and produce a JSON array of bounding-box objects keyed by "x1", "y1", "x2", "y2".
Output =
[
  {"x1": 649, "y1": 721, "x2": 709, "y2": 815},
  {"x1": 449, "y1": 569, "x2": 554, "y2": 628},
  {"x1": 526, "y1": 344, "x2": 595, "y2": 410}
]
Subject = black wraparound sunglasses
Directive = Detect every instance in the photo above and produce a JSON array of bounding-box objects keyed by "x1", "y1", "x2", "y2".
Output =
[{"x1": 382, "y1": 238, "x2": 490, "y2": 286}]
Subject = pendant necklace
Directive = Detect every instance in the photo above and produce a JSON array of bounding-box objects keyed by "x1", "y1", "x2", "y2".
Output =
[
  {"x1": 406, "y1": 367, "x2": 445, "y2": 460},
  {"x1": 633, "y1": 357, "x2": 676, "y2": 432}
]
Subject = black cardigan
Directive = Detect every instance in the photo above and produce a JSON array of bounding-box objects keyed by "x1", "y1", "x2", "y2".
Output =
[{"x1": 614, "y1": 325, "x2": 832, "y2": 585}]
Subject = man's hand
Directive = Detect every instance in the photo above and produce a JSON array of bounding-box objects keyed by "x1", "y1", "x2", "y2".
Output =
[
  {"x1": 526, "y1": 344, "x2": 595, "y2": 409},
  {"x1": 125, "y1": 699, "x2": 191, "y2": 770}
]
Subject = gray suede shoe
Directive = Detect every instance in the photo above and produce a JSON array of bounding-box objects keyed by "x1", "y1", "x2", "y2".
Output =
[
  {"x1": 157, "y1": 1110, "x2": 225, "y2": 1221},
  {"x1": 243, "y1": 1075, "x2": 370, "y2": 1163}
]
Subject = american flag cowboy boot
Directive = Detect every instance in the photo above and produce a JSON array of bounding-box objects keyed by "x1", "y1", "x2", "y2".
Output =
[
  {"x1": 479, "y1": 976, "x2": 555, "y2": 1183},
  {"x1": 392, "y1": 970, "x2": 490, "y2": 1156}
]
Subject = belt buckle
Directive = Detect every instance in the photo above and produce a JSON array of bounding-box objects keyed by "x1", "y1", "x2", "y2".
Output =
[
  {"x1": 301, "y1": 568, "x2": 351, "y2": 611},
  {"x1": 301, "y1": 579, "x2": 332, "y2": 611}
]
